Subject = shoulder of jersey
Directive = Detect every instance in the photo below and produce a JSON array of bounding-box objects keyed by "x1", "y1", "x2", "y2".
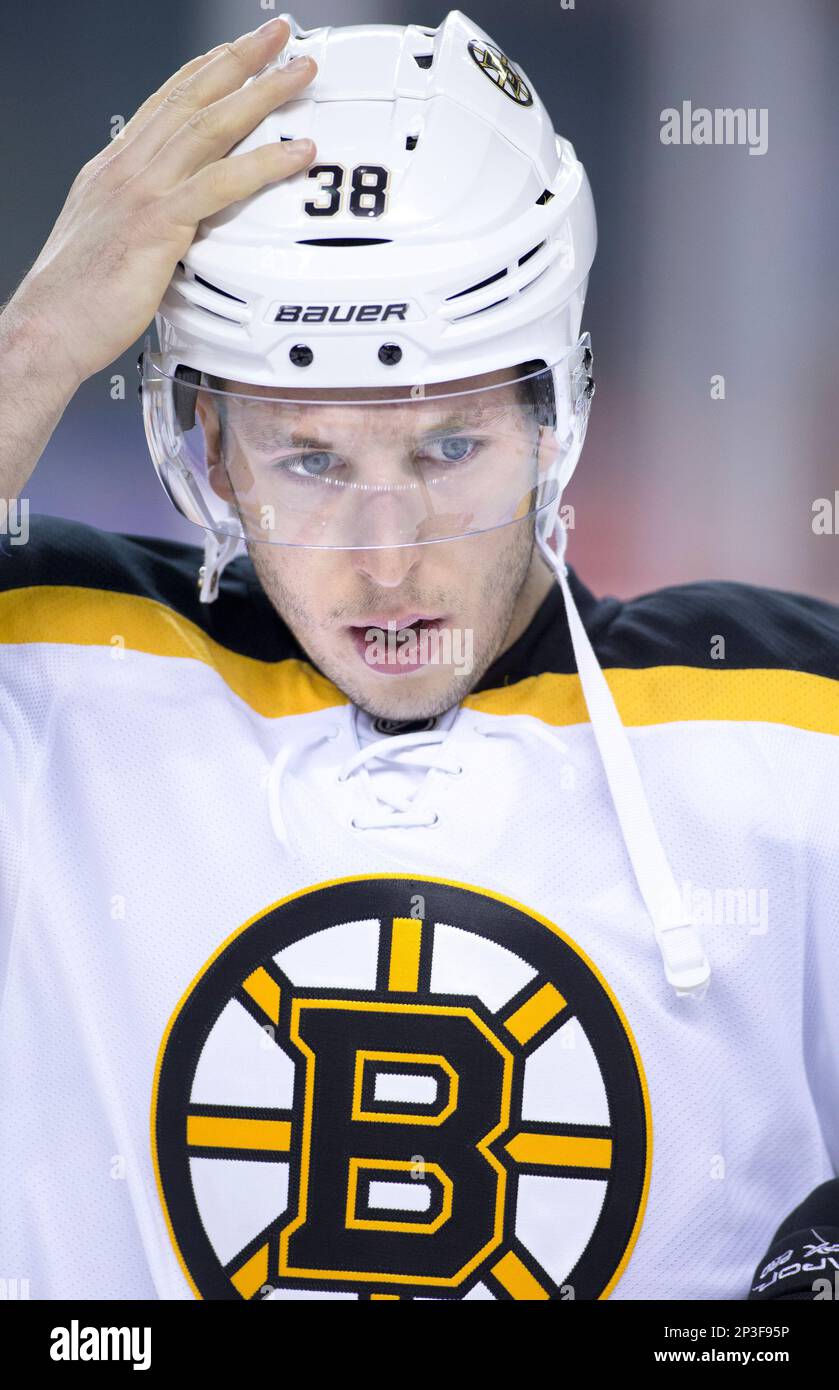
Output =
[
  {"x1": 484, "y1": 567, "x2": 839, "y2": 689},
  {"x1": 0, "y1": 512, "x2": 301, "y2": 663},
  {"x1": 592, "y1": 574, "x2": 839, "y2": 684},
  {"x1": 473, "y1": 566, "x2": 839, "y2": 740}
]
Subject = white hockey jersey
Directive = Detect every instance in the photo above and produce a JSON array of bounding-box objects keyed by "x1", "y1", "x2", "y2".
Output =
[{"x1": 1, "y1": 515, "x2": 838, "y2": 1301}]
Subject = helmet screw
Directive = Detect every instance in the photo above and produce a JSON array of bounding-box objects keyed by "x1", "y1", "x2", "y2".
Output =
[
  {"x1": 378, "y1": 342, "x2": 402, "y2": 366},
  {"x1": 290, "y1": 344, "x2": 313, "y2": 367}
]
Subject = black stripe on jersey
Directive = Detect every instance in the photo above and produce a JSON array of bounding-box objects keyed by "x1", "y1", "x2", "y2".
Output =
[
  {"x1": 3, "y1": 514, "x2": 838, "y2": 685},
  {"x1": 475, "y1": 568, "x2": 839, "y2": 691}
]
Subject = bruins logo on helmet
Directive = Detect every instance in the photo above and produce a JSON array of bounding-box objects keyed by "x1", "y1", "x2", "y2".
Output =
[
  {"x1": 467, "y1": 40, "x2": 533, "y2": 107},
  {"x1": 152, "y1": 875, "x2": 650, "y2": 1300}
]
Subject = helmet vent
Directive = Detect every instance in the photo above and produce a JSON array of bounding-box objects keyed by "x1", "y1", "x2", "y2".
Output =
[
  {"x1": 536, "y1": 189, "x2": 555, "y2": 205},
  {"x1": 518, "y1": 265, "x2": 550, "y2": 296},
  {"x1": 518, "y1": 241, "x2": 546, "y2": 266},
  {"x1": 171, "y1": 263, "x2": 250, "y2": 325},
  {"x1": 413, "y1": 54, "x2": 433, "y2": 68},
  {"x1": 406, "y1": 134, "x2": 419, "y2": 150},
  {"x1": 444, "y1": 238, "x2": 558, "y2": 322},
  {"x1": 192, "y1": 272, "x2": 247, "y2": 304},
  {"x1": 297, "y1": 237, "x2": 392, "y2": 246},
  {"x1": 446, "y1": 266, "x2": 507, "y2": 302},
  {"x1": 451, "y1": 297, "x2": 510, "y2": 322}
]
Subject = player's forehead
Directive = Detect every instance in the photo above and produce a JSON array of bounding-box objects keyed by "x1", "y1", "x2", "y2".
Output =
[{"x1": 214, "y1": 365, "x2": 529, "y2": 444}]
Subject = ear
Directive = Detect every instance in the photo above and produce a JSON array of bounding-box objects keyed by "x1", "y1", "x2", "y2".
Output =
[{"x1": 196, "y1": 391, "x2": 236, "y2": 504}]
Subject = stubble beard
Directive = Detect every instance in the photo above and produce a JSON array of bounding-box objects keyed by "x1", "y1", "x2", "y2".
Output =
[{"x1": 247, "y1": 522, "x2": 536, "y2": 721}]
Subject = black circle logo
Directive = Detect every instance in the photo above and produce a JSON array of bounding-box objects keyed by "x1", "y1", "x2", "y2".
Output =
[
  {"x1": 152, "y1": 875, "x2": 650, "y2": 1300},
  {"x1": 467, "y1": 40, "x2": 533, "y2": 107},
  {"x1": 372, "y1": 715, "x2": 438, "y2": 736}
]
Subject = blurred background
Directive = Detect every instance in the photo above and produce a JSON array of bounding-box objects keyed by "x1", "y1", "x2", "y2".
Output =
[{"x1": 1, "y1": 0, "x2": 837, "y2": 600}]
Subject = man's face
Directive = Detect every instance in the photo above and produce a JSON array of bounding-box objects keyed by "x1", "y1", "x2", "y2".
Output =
[{"x1": 196, "y1": 369, "x2": 550, "y2": 720}]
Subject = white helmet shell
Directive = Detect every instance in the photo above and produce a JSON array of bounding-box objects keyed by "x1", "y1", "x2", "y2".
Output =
[{"x1": 154, "y1": 9, "x2": 597, "y2": 389}]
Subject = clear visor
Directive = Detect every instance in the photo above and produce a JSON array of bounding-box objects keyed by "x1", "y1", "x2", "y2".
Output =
[{"x1": 141, "y1": 337, "x2": 592, "y2": 550}]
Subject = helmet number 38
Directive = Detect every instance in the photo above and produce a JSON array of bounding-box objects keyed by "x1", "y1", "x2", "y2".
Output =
[{"x1": 304, "y1": 164, "x2": 391, "y2": 218}]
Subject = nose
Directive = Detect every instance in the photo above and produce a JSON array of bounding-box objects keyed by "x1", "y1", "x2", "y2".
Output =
[
  {"x1": 347, "y1": 470, "x2": 426, "y2": 584},
  {"x1": 350, "y1": 541, "x2": 423, "y2": 587}
]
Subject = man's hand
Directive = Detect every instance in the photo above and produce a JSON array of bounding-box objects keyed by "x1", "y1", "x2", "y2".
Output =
[{"x1": 4, "y1": 16, "x2": 316, "y2": 389}]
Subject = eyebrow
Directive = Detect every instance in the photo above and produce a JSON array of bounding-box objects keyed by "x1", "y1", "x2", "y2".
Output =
[{"x1": 231, "y1": 412, "x2": 487, "y2": 452}]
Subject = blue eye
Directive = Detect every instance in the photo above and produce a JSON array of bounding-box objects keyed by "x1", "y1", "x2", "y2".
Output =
[
  {"x1": 270, "y1": 437, "x2": 484, "y2": 479},
  {"x1": 421, "y1": 436, "x2": 482, "y2": 465},
  {"x1": 279, "y1": 452, "x2": 338, "y2": 478}
]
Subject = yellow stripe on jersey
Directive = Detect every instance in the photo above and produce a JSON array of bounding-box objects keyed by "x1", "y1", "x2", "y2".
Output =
[
  {"x1": 465, "y1": 665, "x2": 839, "y2": 737},
  {"x1": 186, "y1": 1115, "x2": 292, "y2": 1153},
  {"x1": 503, "y1": 982, "x2": 567, "y2": 1044},
  {"x1": 0, "y1": 585, "x2": 347, "y2": 718},
  {"x1": 505, "y1": 1131, "x2": 613, "y2": 1169},
  {"x1": 230, "y1": 1244, "x2": 269, "y2": 1300},
  {"x1": 2, "y1": 585, "x2": 838, "y2": 735},
  {"x1": 388, "y1": 918, "x2": 423, "y2": 993},
  {"x1": 242, "y1": 967, "x2": 282, "y2": 1025},
  {"x1": 490, "y1": 1250, "x2": 551, "y2": 1300}
]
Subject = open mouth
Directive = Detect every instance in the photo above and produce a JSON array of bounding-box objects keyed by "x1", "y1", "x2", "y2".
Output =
[{"x1": 347, "y1": 615, "x2": 447, "y2": 674}]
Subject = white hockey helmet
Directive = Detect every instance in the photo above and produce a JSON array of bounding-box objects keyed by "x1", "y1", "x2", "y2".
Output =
[{"x1": 140, "y1": 9, "x2": 597, "y2": 600}]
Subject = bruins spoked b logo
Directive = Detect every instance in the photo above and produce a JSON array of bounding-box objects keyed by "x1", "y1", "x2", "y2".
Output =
[
  {"x1": 153, "y1": 876, "x2": 651, "y2": 1300},
  {"x1": 467, "y1": 39, "x2": 533, "y2": 106}
]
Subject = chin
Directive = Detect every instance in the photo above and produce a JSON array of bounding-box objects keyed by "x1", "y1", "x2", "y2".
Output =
[{"x1": 332, "y1": 660, "x2": 479, "y2": 723}]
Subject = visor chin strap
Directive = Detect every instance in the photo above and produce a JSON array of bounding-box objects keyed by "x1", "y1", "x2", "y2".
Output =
[
  {"x1": 537, "y1": 517, "x2": 711, "y2": 1001},
  {"x1": 198, "y1": 529, "x2": 240, "y2": 604}
]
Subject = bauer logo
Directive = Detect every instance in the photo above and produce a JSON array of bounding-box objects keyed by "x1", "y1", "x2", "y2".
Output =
[
  {"x1": 272, "y1": 302, "x2": 419, "y2": 325},
  {"x1": 467, "y1": 40, "x2": 533, "y2": 107},
  {"x1": 152, "y1": 875, "x2": 651, "y2": 1301}
]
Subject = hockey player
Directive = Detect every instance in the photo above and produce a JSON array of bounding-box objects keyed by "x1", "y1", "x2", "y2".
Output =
[{"x1": 0, "y1": 12, "x2": 838, "y2": 1302}]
